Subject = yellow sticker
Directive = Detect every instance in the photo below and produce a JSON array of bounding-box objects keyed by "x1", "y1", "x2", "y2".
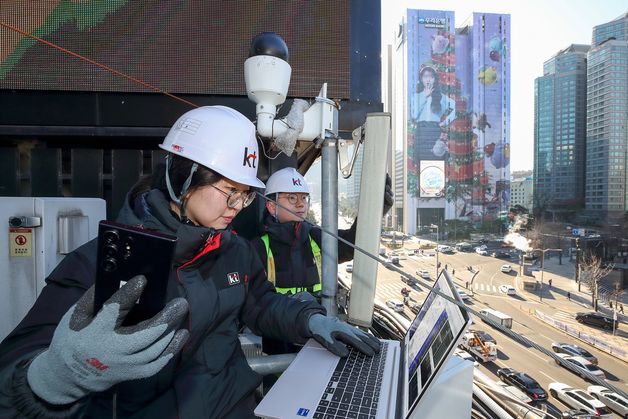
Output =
[{"x1": 9, "y1": 228, "x2": 32, "y2": 257}]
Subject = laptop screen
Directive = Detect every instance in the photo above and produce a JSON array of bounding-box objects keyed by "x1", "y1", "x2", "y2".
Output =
[{"x1": 404, "y1": 270, "x2": 470, "y2": 416}]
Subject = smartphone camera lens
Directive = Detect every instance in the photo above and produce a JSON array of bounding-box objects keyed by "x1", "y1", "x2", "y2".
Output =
[
  {"x1": 104, "y1": 243, "x2": 118, "y2": 258},
  {"x1": 102, "y1": 257, "x2": 118, "y2": 273},
  {"x1": 103, "y1": 229, "x2": 119, "y2": 244}
]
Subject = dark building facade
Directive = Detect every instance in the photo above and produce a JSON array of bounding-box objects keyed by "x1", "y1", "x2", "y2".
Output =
[{"x1": 533, "y1": 44, "x2": 589, "y2": 219}]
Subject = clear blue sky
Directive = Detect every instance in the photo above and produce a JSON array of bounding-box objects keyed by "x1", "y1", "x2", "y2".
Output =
[{"x1": 382, "y1": 0, "x2": 627, "y2": 171}]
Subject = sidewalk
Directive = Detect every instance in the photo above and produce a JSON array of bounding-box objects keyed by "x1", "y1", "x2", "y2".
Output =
[{"x1": 515, "y1": 257, "x2": 627, "y2": 363}]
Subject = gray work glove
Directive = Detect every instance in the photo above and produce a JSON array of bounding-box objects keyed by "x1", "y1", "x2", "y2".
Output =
[
  {"x1": 288, "y1": 291, "x2": 318, "y2": 303},
  {"x1": 308, "y1": 314, "x2": 381, "y2": 357},
  {"x1": 27, "y1": 275, "x2": 189, "y2": 405},
  {"x1": 383, "y1": 173, "x2": 394, "y2": 216}
]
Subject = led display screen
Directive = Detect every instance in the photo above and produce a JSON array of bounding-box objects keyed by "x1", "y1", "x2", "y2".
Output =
[{"x1": 0, "y1": 0, "x2": 350, "y2": 98}]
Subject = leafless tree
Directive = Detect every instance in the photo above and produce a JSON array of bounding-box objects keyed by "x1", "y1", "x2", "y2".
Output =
[
  {"x1": 579, "y1": 255, "x2": 614, "y2": 310},
  {"x1": 608, "y1": 285, "x2": 625, "y2": 314}
]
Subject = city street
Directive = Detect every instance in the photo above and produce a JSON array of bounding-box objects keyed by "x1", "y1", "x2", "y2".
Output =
[{"x1": 342, "y1": 239, "x2": 628, "y2": 418}]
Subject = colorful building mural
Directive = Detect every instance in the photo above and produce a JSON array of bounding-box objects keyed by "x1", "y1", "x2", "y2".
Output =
[{"x1": 405, "y1": 10, "x2": 510, "y2": 232}]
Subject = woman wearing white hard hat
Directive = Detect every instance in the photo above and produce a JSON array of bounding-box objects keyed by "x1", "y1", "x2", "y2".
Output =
[{"x1": 0, "y1": 106, "x2": 380, "y2": 419}]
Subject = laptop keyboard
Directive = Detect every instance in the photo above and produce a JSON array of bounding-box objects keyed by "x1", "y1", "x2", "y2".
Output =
[{"x1": 313, "y1": 342, "x2": 389, "y2": 419}]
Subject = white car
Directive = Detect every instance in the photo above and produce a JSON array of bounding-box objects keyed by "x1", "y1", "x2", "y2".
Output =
[
  {"x1": 386, "y1": 299, "x2": 404, "y2": 313},
  {"x1": 555, "y1": 354, "x2": 605, "y2": 379},
  {"x1": 500, "y1": 264, "x2": 512, "y2": 273},
  {"x1": 475, "y1": 247, "x2": 489, "y2": 256},
  {"x1": 455, "y1": 286, "x2": 470, "y2": 301},
  {"x1": 499, "y1": 284, "x2": 516, "y2": 295},
  {"x1": 416, "y1": 269, "x2": 431, "y2": 279},
  {"x1": 345, "y1": 264, "x2": 353, "y2": 273},
  {"x1": 587, "y1": 385, "x2": 628, "y2": 418},
  {"x1": 548, "y1": 382, "x2": 612, "y2": 418},
  {"x1": 437, "y1": 245, "x2": 453, "y2": 253}
]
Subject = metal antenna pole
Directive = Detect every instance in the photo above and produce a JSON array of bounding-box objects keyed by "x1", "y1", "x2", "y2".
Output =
[{"x1": 321, "y1": 135, "x2": 339, "y2": 317}]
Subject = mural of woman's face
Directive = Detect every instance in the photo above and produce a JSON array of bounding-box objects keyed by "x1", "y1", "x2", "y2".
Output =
[{"x1": 421, "y1": 70, "x2": 435, "y2": 89}]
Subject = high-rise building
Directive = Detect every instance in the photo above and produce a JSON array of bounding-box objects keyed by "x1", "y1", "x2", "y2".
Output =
[
  {"x1": 585, "y1": 34, "x2": 628, "y2": 221},
  {"x1": 394, "y1": 150, "x2": 405, "y2": 230},
  {"x1": 533, "y1": 44, "x2": 589, "y2": 218},
  {"x1": 592, "y1": 13, "x2": 628, "y2": 47},
  {"x1": 391, "y1": 10, "x2": 510, "y2": 234}
]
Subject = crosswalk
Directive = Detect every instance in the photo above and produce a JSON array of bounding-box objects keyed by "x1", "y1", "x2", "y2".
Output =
[
  {"x1": 473, "y1": 283, "x2": 500, "y2": 294},
  {"x1": 550, "y1": 310, "x2": 576, "y2": 323},
  {"x1": 376, "y1": 281, "x2": 428, "y2": 305},
  {"x1": 375, "y1": 280, "x2": 506, "y2": 303}
]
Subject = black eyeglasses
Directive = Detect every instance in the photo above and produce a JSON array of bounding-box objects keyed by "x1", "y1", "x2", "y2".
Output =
[
  {"x1": 279, "y1": 193, "x2": 310, "y2": 205},
  {"x1": 209, "y1": 184, "x2": 256, "y2": 209}
]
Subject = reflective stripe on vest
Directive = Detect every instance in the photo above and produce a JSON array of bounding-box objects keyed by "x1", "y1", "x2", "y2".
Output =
[{"x1": 260, "y1": 233, "x2": 322, "y2": 294}]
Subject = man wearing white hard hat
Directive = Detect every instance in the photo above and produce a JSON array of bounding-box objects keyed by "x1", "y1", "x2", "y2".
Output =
[
  {"x1": 251, "y1": 167, "x2": 393, "y2": 358},
  {"x1": 0, "y1": 106, "x2": 380, "y2": 419}
]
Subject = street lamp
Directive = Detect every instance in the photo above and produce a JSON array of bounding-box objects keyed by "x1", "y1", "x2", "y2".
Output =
[
  {"x1": 531, "y1": 248, "x2": 562, "y2": 301},
  {"x1": 431, "y1": 224, "x2": 439, "y2": 278}
]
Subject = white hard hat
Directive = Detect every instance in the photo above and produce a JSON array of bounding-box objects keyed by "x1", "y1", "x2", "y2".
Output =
[
  {"x1": 160, "y1": 106, "x2": 265, "y2": 188},
  {"x1": 264, "y1": 167, "x2": 309, "y2": 195}
]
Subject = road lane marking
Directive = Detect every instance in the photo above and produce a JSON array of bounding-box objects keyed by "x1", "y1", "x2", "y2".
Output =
[
  {"x1": 538, "y1": 371, "x2": 557, "y2": 383},
  {"x1": 525, "y1": 347, "x2": 548, "y2": 362}
]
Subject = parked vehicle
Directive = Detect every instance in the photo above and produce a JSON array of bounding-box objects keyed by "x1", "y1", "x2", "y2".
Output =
[
  {"x1": 496, "y1": 368, "x2": 547, "y2": 402},
  {"x1": 455, "y1": 242, "x2": 473, "y2": 252},
  {"x1": 492, "y1": 251, "x2": 512, "y2": 259},
  {"x1": 386, "y1": 299, "x2": 404, "y2": 313},
  {"x1": 554, "y1": 354, "x2": 605, "y2": 380},
  {"x1": 479, "y1": 308, "x2": 513, "y2": 329},
  {"x1": 499, "y1": 284, "x2": 517, "y2": 295},
  {"x1": 548, "y1": 382, "x2": 612, "y2": 418},
  {"x1": 575, "y1": 312, "x2": 618, "y2": 330},
  {"x1": 500, "y1": 264, "x2": 512, "y2": 273},
  {"x1": 345, "y1": 264, "x2": 353, "y2": 273},
  {"x1": 455, "y1": 286, "x2": 470, "y2": 301},
  {"x1": 475, "y1": 247, "x2": 489, "y2": 256},
  {"x1": 437, "y1": 244, "x2": 453, "y2": 253},
  {"x1": 587, "y1": 385, "x2": 628, "y2": 418},
  {"x1": 551, "y1": 342, "x2": 598, "y2": 365},
  {"x1": 416, "y1": 269, "x2": 431, "y2": 279},
  {"x1": 459, "y1": 332, "x2": 497, "y2": 363}
]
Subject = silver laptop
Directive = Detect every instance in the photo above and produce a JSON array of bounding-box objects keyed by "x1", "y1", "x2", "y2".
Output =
[{"x1": 255, "y1": 270, "x2": 472, "y2": 419}]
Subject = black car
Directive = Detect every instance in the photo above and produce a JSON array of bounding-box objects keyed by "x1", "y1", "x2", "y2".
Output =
[
  {"x1": 575, "y1": 312, "x2": 619, "y2": 330},
  {"x1": 492, "y1": 251, "x2": 512, "y2": 259},
  {"x1": 496, "y1": 368, "x2": 547, "y2": 402},
  {"x1": 468, "y1": 329, "x2": 496, "y2": 344}
]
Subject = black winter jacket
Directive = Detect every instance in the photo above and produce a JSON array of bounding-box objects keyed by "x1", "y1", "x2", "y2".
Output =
[
  {"x1": 0, "y1": 189, "x2": 324, "y2": 418},
  {"x1": 250, "y1": 213, "x2": 357, "y2": 292}
]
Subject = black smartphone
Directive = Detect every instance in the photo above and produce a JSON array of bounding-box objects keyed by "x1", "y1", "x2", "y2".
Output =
[{"x1": 94, "y1": 221, "x2": 177, "y2": 325}]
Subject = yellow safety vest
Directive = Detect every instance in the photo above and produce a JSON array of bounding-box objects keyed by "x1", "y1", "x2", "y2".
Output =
[{"x1": 260, "y1": 233, "x2": 322, "y2": 294}]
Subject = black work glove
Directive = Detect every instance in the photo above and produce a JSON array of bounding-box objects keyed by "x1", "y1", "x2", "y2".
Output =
[
  {"x1": 308, "y1": 314, "x2": 381, "y2": 357},
  {"x1": 383, "y1": 173, "x2": 394, "y2": 216}
]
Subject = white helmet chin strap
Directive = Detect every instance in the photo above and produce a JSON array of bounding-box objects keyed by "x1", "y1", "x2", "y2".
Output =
[
  {"x1": 273, "y1": 193, "x2": 279, "y2": 222},
  {"x1": 165, "y1": 154, "x2": 198, "y2": 220}
]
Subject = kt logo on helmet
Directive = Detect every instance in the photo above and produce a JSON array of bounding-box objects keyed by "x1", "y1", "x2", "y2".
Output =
[
  {"x1": 292, "y1": 178, "x2": 302, "y2": 186},
  {"x1": 242, "y1": 147, "x2": 257, "y2": 168}
]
